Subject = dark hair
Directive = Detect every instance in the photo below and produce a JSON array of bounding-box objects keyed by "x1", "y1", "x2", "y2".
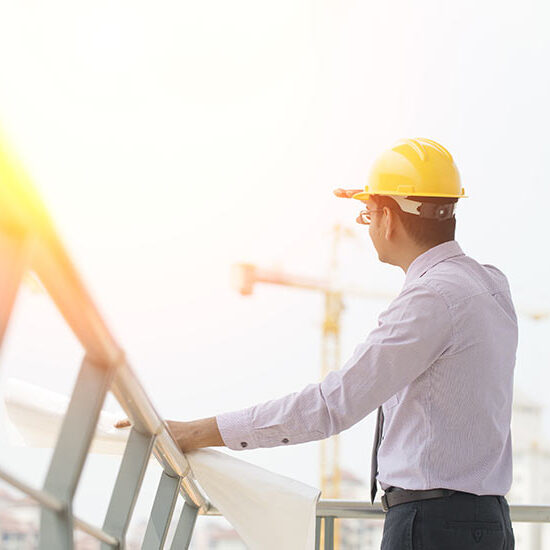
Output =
[{"x1": 372, "y1": 195, "x2": 457, "y2": 247}]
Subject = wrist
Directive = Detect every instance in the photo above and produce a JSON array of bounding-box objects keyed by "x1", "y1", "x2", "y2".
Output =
[{"x1": 170, "y1": 417, "x2": 224, "y2": 451}]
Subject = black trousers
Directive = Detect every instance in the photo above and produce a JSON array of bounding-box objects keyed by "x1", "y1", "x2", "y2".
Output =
[{"x1": 381, "y1": 491, "x2": 515, "y2": 549}]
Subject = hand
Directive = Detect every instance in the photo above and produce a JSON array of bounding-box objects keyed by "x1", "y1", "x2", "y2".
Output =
[
  {"x1": 114, "y1": 417, "x2": 224, "y2": 452},
  {"x1": 333, "y1": 188, "x2": 363, "y2": 198},
  {"x1": 114, "y1": 419, "x2": 187, "y2": 450},
  {"x1": 165, "y1": 418, "x2": 224, "y2": 452},
  {"x1": 114, "y1": 418, "x2": 183, "y2": 447}
]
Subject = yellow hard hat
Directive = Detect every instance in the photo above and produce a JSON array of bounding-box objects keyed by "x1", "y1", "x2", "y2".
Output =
[{"x1": 352, "y1": 138, "x2": 466, "y2": 201}]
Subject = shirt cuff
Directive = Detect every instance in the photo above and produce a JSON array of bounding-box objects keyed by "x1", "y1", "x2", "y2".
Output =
[{"x1": 216, "y1": 407, "x2": 259, "y2": 451}]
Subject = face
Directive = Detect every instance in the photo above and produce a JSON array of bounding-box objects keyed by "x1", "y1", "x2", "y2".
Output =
[
  {"x1": 364, "y1": 198, "x2": 386, "y2": 260},
  {"x1": 359, "y1": 197, "x2": 420, "y2": 270}
]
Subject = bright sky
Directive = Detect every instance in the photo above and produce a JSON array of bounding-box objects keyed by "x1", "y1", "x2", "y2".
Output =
[{"x1": 1, "y1": 0, "x2": 550, "y2": 533}]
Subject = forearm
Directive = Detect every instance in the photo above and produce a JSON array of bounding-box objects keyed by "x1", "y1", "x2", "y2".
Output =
[
  {"x1": 215, "y1": 383, "x2": 331, "y2": 451},
  {"x1": 167, "y1": 416, "x2": 225, "y2": 452}
]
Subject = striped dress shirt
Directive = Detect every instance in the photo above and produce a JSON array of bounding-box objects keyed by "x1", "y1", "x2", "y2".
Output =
[{"x1": 216, "y1": 240, "x2": 518, "y2": 496}]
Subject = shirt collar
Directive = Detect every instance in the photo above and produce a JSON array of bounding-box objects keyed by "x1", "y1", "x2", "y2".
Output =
[{"x1": 404, "y1": 240, "x2": 465, "y2": 286}]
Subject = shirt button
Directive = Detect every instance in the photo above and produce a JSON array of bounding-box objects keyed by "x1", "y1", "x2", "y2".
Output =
[
  {"x1": 282, "y1": 438, "x2": 289, "y2": 444},
  {"x1": 240, "y1": 441, "x2": 248, "y2": 448}
]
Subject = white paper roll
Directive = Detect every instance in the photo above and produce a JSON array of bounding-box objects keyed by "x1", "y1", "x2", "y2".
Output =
[{"x1": 1, "y1": 377, "x2": 320, "y2": 549}]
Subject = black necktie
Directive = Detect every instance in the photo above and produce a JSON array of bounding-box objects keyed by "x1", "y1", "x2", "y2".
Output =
[{"x1": 370, "y1": 406, "x2": 384, "y2": 504}]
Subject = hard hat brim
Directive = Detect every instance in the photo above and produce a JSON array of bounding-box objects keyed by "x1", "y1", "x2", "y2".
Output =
[
  {"x1": 352, "y1": 191, "x2": 468, "y2": 201},
  {"x1": 352, "y1": 191, "x2": 370, "y2": 201}
]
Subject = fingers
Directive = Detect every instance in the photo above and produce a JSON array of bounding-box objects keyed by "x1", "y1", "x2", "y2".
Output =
[
  {"x1": 114, "y1": 418, "x2": 131, "y2": 429},
  {"x1": 333, "y1": 188, "x2": 363, "y2": 198},
  {"x1": 165, "y1": 420, "x2": 186, "y2": 452},
  {"x1": 165, "y1": 420, "x2": 179, "y2": 440}
]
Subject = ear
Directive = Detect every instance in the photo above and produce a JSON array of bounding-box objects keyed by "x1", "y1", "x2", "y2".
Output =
[{"x1": 383, "y1": 206, "x2": 397, "y2": 240}]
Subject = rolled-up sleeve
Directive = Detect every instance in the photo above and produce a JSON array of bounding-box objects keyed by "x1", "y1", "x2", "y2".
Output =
[{"x1": 216, "y1": 282, "x2": 453, "y2": 451}]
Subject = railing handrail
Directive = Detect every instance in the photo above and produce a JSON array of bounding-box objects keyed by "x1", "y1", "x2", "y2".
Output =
[
  {"x1": 204, "y1": 499, "x2": 550, "y2": 523},
  {"x1": 29, "y1": 220, "x2": 210, "y2": 513}
]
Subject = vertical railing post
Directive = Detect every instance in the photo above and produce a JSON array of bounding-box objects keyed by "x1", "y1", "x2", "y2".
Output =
[
  {"x1": 315, "y1": 517, "x2": 322, "y2": 550},
  {"x1": 101, "y1": 427, "x2": 156, "y2": 549},
  {"x1": 324, "y1": 516, "x2": 334, "y2": 550},
  {"x1": 169, "y1": 501, "x2": 199, "y2": 550},
  {"x1": 142, "y1": 471, "x2": 181, "y2": 549},
  {"x1": 40, "y1": 355, "x2": 114, "y2": 549}
]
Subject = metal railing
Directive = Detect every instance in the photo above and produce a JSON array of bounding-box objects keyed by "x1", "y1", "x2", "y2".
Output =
[
  {"x1": 0, "y1": 139, "x2": 208, "y2": 548},
  {"x1": 309, "y1": 502, "x2": 550, "y2": 549},
  {"x1": 209, "y1": 501, "x2": 550, "y2": 550},
  {"x1": 2, "y1": 137, "x2": 550, "y2": 549}
]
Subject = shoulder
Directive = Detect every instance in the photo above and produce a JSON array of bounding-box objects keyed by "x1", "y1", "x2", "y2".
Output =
[
  {"x1": 382, "y1": 280, "x2": 450, "y2": 323},
  {"x1": 370, "y1": 280, "x2": 453, "y2": 347},
  {"x1": 420, "y1": 254, "x2": 512, "y2": 308}
]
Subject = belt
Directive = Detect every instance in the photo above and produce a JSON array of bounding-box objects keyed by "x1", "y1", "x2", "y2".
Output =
[{"x1": 381, "y1": 487, "x2": 456, "y2": 512}]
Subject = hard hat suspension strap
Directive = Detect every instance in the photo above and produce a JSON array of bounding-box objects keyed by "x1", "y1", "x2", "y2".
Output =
[{"x1": 390, "y1": 195, "x2": 456, "y2": 221}]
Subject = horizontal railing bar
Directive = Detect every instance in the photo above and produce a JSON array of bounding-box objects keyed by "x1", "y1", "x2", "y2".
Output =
[
  {"x1": 203, "y1": 501, "x2": 385, "y2": 519},
  {"x1": 0, "y1": 461, "x2": 129, "y2": 546},
  {"x1": 74, "y1": 517, "x2": 119, "y2": 547},
  {"x1": 509, "y1": 505, "x2": 550, "y2": 523},
  {"x1": 317, "y1": 500, "x2": 385, "y2": 519},
  {"x1": 0, "y1": 466, "x2": 64, "y2": 512},
  {"x1": 205, "y1": 500, "x2": 550, "y2": 523}
]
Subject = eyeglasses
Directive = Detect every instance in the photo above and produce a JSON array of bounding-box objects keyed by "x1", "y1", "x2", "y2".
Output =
[{"x1": 357, "y1": 209, "x2": 384, "y2": 225}]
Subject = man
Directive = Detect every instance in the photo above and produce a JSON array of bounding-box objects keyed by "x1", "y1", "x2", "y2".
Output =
[{"x1": 117, "y1": 138, "x2": 517, "y2": 549}]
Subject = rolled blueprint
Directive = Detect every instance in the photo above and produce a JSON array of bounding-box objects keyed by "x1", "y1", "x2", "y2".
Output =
[{"x1": 1, "y1": 377, "x2": 320, "y2": 550}]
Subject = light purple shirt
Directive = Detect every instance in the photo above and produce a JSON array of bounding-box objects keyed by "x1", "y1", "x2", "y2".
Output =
[{"x1": 216, "y1": 241, "x2": 518, "y2": 496}]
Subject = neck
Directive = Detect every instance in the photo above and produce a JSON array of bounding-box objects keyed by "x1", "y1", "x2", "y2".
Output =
[{"x1": 397, "y1": 242, "x2": 435, "y2": 273}]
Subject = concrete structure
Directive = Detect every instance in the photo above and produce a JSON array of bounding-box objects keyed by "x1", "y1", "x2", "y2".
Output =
[{"x1": 0, "y1": 488, "x2": 39, "y2": 549}]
